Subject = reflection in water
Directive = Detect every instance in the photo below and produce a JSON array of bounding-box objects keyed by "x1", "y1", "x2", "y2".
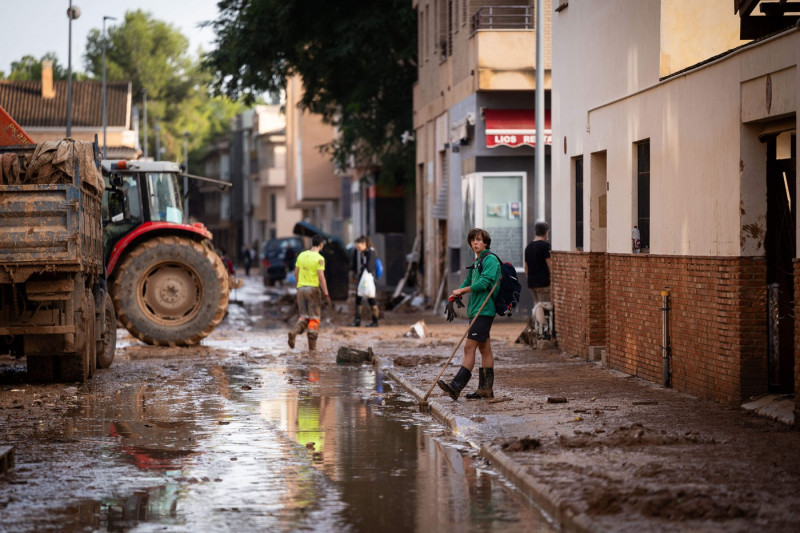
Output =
[{"x1": 5, "y1": 362, "x2": 552, "y2": 532}]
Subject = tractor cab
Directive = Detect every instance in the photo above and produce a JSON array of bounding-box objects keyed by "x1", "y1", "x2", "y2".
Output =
[{"x1": 102, "y1": 160, "x2": 186, "y2": 262}]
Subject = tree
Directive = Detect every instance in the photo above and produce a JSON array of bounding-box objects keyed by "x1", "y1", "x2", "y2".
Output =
[
  {"x1": 204, "y1": 0, "x2": 417, "y2": 185},
  {"x1": 83, "y1": 10, "x2": 246, "y2": 168},
  {"x1": 5, "y1": 53, "x2": 69, "y2": 81}
]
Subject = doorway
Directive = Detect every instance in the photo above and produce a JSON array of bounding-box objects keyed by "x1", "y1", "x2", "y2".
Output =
[{"x1": 764, "y1": 130, "x2": 796, "y2": 394}]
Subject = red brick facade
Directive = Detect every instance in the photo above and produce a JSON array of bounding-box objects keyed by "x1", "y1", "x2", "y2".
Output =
[
  {"x1": 551, "y1": 252, "x2": 607, "y2": 359},
  {"x1": 553, "y1": 252, "x2": 769, "y2": 405}
]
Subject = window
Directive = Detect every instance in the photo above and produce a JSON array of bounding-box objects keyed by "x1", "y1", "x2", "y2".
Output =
[
  {"x1": 147, "y1": 172, "x2": 183, "y2": 224},
  {"x1": 419, "y1": 8, "x2": 425, "y2": 60},
  {"x1": 636, "y1": 140, "x2": 650, "y2": 250},
  {"x1": 575, "y1": 157, "x2": 584, "y2": 250},
  {"x1": 270, "y1": 194, "x2": 276, "y2": 223}
]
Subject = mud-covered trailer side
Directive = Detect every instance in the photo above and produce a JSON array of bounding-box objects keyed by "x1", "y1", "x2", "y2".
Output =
[{"x1": 0, "y1": 143, "x2": 105, "y2": 381}]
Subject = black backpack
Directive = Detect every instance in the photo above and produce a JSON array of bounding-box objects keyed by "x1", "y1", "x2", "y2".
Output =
[{"x1": 475, "y1": 252, "x2": 522, "y2": 317}]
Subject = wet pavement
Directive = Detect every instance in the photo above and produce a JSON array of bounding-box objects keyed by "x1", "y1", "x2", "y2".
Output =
[
  {"x1": 4, "y1": 275, "x2": 800, "y2": 532},
  {"x1": 0, "y1": 278, "x2": 554, "y2": 532}
]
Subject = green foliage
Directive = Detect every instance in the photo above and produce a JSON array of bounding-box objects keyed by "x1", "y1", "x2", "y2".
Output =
[
  {"x1": 82, "y1": 10, "x2": 246, "y2": 169},
  {"x1": 5, "y1": 53, "x2": 68, "y2": 81},
  {"x1": 204, "y1": 0, "x2": 417, "y2": 186}
]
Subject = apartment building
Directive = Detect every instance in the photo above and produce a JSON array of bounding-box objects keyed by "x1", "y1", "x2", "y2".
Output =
[
  {"x1": 551, "y1": 0, "x2": 799, "y2": 413},
  {"x1": 284, "y1": 76, "x2": 341, "y2": 236},
  {"x1": 413, "y1": 0, "x2": 552, "y2": 307}
]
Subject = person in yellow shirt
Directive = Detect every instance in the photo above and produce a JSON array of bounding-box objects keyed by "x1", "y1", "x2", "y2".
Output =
[{"x1": 288, "y1": 235, "x2": 331, "y2": 351}]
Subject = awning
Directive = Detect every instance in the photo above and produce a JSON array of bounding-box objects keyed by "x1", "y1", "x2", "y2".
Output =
[{"x1": 485, "y1": 108, "x2": 552, "y2": 148}]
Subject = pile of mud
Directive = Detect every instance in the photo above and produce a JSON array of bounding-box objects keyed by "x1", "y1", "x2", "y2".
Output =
[{"x1": 0, "y1": 139, "x2": 103, "y2": 192}]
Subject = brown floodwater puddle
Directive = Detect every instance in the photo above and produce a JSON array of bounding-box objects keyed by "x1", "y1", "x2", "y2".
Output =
[{"x1": 1, "y1": 357, "x2": 554, "y2": 532}]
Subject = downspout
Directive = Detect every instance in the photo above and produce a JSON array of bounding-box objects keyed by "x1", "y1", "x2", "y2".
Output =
[{"x1": 661, "y1": 289, "x2": 671, "y2": 387}]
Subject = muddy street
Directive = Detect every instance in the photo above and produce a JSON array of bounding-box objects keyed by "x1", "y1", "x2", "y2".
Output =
[{"x1": 0, "y1": 280, "x2": 554, "y2": 533}]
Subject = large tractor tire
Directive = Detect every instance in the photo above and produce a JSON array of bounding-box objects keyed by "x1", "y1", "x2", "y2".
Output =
[
  {"x1": 60, "y1": 289, "x2": 96, "y2": 382},
  {"x1": 96, "y1": 291, "x2": 116, "y2": 369},
  {"x1": 112, "y1": 236, "x2": 229, "y2": 346}
]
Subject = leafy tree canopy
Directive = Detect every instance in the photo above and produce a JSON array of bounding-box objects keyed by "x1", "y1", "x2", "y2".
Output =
[
  {"x1": 4, "y1": 53, "x2": 73, "y2": 81},
  {"x1": 204, "y1": 0, "x2": 417, "y2": 185},
  {"x1": 81, "y1": 10, "x2": 247, "y2": 170}
]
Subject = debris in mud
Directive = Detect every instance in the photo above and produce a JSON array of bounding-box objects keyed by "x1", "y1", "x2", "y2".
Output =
[
  {"x1": 557, "y1": 423, "x2": 715, "y2": 448},
  {"x1": 547, "y1": 396, "x2": 568, "y2": 403},
  {"x1": 0, "y1": 445, "x2": 15, "y2": 475},
  {"x1": 500, "y1": 436, "x2": 541, "y2": 452},
  {"x1": 393, "y1": 354, "x2": 444, "y2": 367},
  {"x1": 586, "y1": 486, "x2": 750, "y2": 520},
  {"x1": 488, "y1": 397, "x2": 512, "y2": 404},
  {"x1": 336, "y1": 346, "x2": 374, "y2": 364},
  {"x1": 404, "y1": 320, "x2": 426, "y2": 338}
]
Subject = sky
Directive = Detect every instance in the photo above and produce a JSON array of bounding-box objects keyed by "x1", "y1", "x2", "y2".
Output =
[{"x1": 1, "y1": 0, "x2": 222, "y2": 75}]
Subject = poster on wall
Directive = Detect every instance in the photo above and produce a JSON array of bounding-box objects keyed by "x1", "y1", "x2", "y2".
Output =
[
  {"x1": 508, "y1": 202, "x2": 521, "y2": 219},
  {"x1": 486, "y1": 203, "x2": 508, "y2": 218}
]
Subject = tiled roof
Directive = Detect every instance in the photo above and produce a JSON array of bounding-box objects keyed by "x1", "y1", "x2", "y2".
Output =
[{"x1": 0, "y1": 80, "x2": 130, "y2": 128}]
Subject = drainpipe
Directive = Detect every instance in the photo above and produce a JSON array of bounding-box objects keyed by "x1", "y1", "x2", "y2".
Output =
[{"x1": 661, "y1": 289, "x2": 671, "y2": 387}]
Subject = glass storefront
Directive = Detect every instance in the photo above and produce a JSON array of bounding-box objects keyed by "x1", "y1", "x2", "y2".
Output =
[{"x1": 461, "y1": 172, "x2": 526, "y2": 268}]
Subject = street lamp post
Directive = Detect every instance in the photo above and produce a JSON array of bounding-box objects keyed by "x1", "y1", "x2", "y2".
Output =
[
  {"x1": 183, "y1": 131, "x2": 189, "y2": 222},
  {"x1": 66, "y1": 1, "x2": 81, "y2": 138},
  {"x1": 155, "y1": 121, "x2": 161, "y2": 161},
  {"x1": 101, "y1": 15, "x2": 116, "y2": 159},
  {"x1": 142, "y1": 88, "x2": 148, "y2": 158}
]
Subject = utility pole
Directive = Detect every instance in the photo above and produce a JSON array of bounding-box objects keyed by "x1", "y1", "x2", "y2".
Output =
[
  {"x1": 142, "y1": 88, "x2": 148, "y2": 158},
  {"x1": 66, "y1": 1, "x2": 81, "y2": 137},
  {"x1": 535, "y1": 0, "x2": 545, "y2": 223},
  {"x1": 183, "y1": 131, "x2": 189, "y2": 222},
  {"x1": 154, "y1": 120, "x2": 161, "y2": 160},
  {"x1": 101, "y1": 15, "x2": 116, "y2": 159}
]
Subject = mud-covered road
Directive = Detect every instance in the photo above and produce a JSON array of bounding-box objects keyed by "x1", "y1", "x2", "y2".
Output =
[
  {"x1": 0, "y1": 281, "x2": 554, "y2": 532},
  {"x1": 3, "y1": 277, "x2": 800, "y2": 532}
]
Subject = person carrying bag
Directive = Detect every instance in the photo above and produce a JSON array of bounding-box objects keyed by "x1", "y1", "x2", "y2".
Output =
[{"x1": 350, "y1": 235, "x2": 380, "y2": 327}]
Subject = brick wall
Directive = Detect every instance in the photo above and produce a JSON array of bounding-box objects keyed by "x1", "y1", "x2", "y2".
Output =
[
  {"x1": 553, "y1": 252, "x2": 768, "y2": 405},
  {"x1": 551, "y1": 252, "x2": 606, "y2": 358}
]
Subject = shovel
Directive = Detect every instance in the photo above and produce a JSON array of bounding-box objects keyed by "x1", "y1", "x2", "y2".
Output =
[{"x1": 419, "y1": 277, "x2": 500, "y2": 412}]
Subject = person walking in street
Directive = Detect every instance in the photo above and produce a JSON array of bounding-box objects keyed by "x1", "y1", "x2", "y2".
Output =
[
  {"x1": 350, "y1": 235, "x2": 380, "y2": 327},
  {"x1": 288, "y1": 235, "x2": 331, "y2": 351},
  {"x1": 438, "y1": 228, "x2": 501, "y2": 400},
  {"x1": 524, "y1": 221, "x2": 551, "y2": 327}
]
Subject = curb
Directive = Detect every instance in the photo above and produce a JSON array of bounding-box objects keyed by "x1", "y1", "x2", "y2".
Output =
[{"x1": 385, "y1": 366, "x2": 596, "y2": 533}]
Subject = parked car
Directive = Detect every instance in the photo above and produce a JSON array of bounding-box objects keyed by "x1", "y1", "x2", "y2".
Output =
[{"x1": 261, "y1": 237, "x2": 305, "y2": 286}]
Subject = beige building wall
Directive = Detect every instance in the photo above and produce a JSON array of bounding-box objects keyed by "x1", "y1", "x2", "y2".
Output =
[
  {"x1": 551, "y1": 0, "x2": 760, "y2": 255},
  {"x1": 285, "y1": 76, "x2": 339, "y2": 209}
]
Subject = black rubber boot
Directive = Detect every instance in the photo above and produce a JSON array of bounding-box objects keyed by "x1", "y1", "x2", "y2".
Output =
[
  {"x1": 350, "y1": 307, "x2": 361, "y2": 327},
  {"x1": 366, "y1": 305, "x2": 379, "y2": 327},
  {"x1": 466, "y1": 367, "x2": 494, "y2": 399},
  {"x1": 437, "y1": 366, "x2": 472, "y2": 401}
]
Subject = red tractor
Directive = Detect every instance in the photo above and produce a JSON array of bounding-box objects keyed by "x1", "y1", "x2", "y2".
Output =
[{"x1": 102, "y1": 159, "x2": 230, "y2": 348}]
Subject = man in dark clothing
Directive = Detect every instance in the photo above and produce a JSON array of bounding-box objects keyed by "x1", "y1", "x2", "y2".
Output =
[{"x1": 524, "y1": 221, "x2": 551, "y2": 310}]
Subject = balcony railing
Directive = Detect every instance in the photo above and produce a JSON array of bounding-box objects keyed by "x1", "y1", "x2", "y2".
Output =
[{"x1": 471, "y1": 5, "x2": 533, "y2": 34}]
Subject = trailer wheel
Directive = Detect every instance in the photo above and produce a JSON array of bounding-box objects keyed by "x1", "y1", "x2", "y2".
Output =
[
  {"x1": 96, "y1": 292, "x2": 116, "y2": 368},
  {"x1": 60, "y1": 289, "x2": 95, "y2": 382},
  {"x1": 112, "y1": 236, "x2": 229, "y2": 346}
]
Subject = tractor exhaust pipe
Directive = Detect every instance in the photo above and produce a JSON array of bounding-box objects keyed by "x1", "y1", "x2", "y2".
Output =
[{"x1": 661, "y1": 289, "x2": 671, "y2": 388}]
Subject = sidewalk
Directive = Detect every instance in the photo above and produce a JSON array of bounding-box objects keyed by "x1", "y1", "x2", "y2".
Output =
[{"x1": 331, "y1": 314, "x2": 800, "y2": 533}]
